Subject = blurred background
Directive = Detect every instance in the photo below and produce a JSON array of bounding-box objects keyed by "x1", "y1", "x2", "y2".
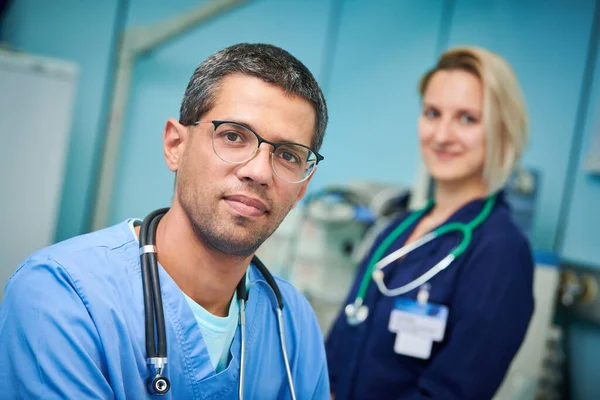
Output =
[{"x1": 0, "y1": 0, "x2": 598, "y2": 398}]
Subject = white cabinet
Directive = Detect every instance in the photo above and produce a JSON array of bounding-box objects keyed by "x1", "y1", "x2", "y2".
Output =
[{"x1": 0, "y1": 49, "x2": 78, "y2": 300}]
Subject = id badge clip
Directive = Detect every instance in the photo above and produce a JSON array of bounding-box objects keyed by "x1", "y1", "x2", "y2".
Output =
[{"x1": 388, "y1": 284, "x2": 448, "y2": 359}]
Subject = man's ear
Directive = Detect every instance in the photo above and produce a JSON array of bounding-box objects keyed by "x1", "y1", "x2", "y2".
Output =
[
  {"x1": 164, "y1": 118, "x2": 188, "y2": 173},
  {"x1": 291, "y1": 168, "x2": 316, "y2": 209}
]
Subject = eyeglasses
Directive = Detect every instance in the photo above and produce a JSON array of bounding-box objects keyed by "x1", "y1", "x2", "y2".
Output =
[{"x1": 190, "y1": 120, "x2": 324, "y2": 184}]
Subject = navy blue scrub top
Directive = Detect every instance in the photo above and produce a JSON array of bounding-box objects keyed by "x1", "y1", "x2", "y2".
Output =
[{"x1": 325, "y1": 192, "x2": 535, "y2": 400}]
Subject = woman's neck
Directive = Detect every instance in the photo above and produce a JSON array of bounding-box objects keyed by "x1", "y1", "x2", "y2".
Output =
[
  {"x1": 430, "y1": 178, "x2": 488, "y2": 223},
  {"x1": 403, "y1": 177, "x2": 488, "y2": 247}
]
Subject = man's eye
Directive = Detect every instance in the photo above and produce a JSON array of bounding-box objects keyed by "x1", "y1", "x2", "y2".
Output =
[
  {"x1": 225, "y1": 132, "x2": 242, "y2": 142},
  {"x1": 280, "y1": 151, "x2": 299, "y2": 164}
]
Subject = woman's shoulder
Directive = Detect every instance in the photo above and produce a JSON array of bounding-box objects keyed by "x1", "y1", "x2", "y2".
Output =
[
  {"x1": 478, "y1": 200, "x2": 532, "y2": 251},
  {"x1": 467, "y1": 201, "x2": 535, "y2": 278}
]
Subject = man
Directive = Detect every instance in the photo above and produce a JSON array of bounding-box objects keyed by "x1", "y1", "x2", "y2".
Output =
[{"x1": 0, "y1": 43, "x2": 329, "y2": 399}]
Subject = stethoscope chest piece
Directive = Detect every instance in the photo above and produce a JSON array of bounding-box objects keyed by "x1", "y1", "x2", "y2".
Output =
[
  {"x1": 147, "y1": 374, "x2": 171, "y2": 396},
  {"x1": 345, "y1": 300, "x2": 369, "y2": 326}
]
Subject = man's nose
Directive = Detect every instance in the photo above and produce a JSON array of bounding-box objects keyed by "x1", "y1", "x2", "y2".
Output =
[{"x1": 235, "y1": 143, "x2": 274, "y2": 186}]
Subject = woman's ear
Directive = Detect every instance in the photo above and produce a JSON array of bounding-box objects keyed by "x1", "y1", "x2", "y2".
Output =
[{"x1": 163, "y1": 118, "x2": 188, "y2": 172}]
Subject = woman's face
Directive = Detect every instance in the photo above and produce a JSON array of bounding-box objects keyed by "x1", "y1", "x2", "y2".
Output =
[{"x1": 418, "y1": 69, "x2": 486, "y2": 186}]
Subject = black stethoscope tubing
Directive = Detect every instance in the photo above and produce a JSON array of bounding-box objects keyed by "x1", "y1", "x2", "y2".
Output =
[{"x1": 138, "y1": 207, "x2": 284, "y2": 395}]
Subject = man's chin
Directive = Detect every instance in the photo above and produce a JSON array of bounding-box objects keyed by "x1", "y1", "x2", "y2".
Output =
[
  {"x1": 215, "y1": 240, "x2": 263, "y2": 257},
  {"x1": 209, "y1": 228, "x2": 269, "y2": 257}
]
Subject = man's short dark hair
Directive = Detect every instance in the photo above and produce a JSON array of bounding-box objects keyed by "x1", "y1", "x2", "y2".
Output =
[{"x1": 179, "y1": 43, "x2": 328, "y2": 151}]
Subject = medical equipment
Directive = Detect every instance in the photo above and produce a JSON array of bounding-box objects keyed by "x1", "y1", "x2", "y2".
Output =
[
  {"x1": 344, "y1": 194, "x2": 496, "y2": 326},
  {"x1": 138, "y1": 208, "x2": 296, "y2": 399},
  {"x1": 255, "y1": 182, "x2": 411, "y2": 335},
  {"x1": 493, "y1": 252, "x2": 562, "y2": 400}
]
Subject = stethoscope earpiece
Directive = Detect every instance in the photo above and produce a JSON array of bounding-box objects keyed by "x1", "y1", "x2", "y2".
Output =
[{"x1": 372, "y1": 269, "x2": 384, "y2": 281}]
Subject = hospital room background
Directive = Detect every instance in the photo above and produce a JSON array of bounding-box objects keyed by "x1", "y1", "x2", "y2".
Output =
[{"x1": 0, "y1": 0, "x2": 598, "y2": 398}]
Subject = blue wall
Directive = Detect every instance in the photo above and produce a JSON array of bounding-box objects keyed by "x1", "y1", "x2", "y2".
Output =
[
  {"x1": 2, "y1": 0, "x2": 122, "y2": 242},
  {"x1": 2, "y1": 0, "x2": 599, "y2": 398},
  {"x1": 446, "y1": 0, "x2": 596, "y2": 252},
  {"x1": 313, "y1": 0, "x2": 446, "y2": 192},
  {"x1": 3, "y1": 0, "x2": 594, "y2": 255},
  {"x1": 561, "y1": 26, "x2": 600, "y2": 400},
  {"x1": 109, "y1": 0, "x2": 334, "y2": 223},
  {"x1": 561, "y1": 38, "x2": 600, "y2": 267}
]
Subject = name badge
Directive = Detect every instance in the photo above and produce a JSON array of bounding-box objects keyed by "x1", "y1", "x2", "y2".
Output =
[{"x1": 388, "y1": 297, "x2": 448, "y2": 359}]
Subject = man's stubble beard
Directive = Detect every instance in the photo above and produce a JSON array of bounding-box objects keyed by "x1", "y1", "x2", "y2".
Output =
[{"x1": 180, "y1": 189, "x2": 293, "y2": 258}]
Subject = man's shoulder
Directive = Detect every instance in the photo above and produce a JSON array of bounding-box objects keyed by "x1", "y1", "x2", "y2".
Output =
[
  {"x1": 262, "y1": 272, "x2": 324, "y2": 336},
  {"x1": 272, "y1": 274, "x2": 313, "y2": 311},
  {"x1": 8, "y1": 220, "x2": 138, "y2": 291},
  {"x1": 248, "y1": 264, "x2": 317, "y2": 318},
  {"x1": 44, "y1": 219, "x2": 136, "y2": 255}
]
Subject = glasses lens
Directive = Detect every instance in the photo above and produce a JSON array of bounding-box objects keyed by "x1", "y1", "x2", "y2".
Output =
[
  {"x1": 212, "y1": 123, "x2": 258, "y2": 163},
  {"x1": 272, "y1": 144, "x2": 317, "y2": 183}
]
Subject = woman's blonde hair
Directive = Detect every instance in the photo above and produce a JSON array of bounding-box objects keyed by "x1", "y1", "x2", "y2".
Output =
[{"x1": 418, "y1": 46, "x2": 529, "y2": 194}]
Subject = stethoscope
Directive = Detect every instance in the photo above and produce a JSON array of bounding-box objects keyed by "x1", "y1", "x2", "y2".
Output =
[
  {"x1": 138, "y1": 208, "x2": 296, "y2": 399},
  {"x1": 345, "y1": 194, "x2": 496, "y2": 326}
]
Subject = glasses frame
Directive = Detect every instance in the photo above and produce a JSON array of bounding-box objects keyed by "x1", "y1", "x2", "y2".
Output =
[{"x1": 190, "y1": 120, "x2": 324, "y2": 184}]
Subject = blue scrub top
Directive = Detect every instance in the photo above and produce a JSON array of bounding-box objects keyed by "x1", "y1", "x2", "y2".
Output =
[
  {"x1": 325, "y1": 192, "x2": 535, "y2": 400},
  {"x1": 0, "y1": 220, "x2": 329, "y2": 399}
]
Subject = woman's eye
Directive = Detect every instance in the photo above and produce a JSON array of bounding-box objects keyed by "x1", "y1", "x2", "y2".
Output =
[
  {"x1": 459, "y1": 113, "x2": 477, "y2": 124},
  {"x1": 424, "y1": 108, "x2": 439, "y2": 119}
]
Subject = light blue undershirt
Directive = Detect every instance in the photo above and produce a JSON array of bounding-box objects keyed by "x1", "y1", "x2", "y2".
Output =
[{"x1": 128, "y1": 218, "x2": 239, "y2": 373}]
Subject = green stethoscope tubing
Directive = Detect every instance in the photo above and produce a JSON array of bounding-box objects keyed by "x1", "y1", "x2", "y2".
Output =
[{"x1": 353, "y1": 194, "x2": 497, "y2": 306}]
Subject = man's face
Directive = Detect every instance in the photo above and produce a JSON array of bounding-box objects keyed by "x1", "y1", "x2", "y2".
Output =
[{"x1": 164, "y1": 73, "x2": 316, "y2": 256}]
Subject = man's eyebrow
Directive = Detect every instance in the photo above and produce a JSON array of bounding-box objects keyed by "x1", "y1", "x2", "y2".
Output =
[
  {"x1": 218, "y1": 118, "x2": 261, "y2": 135},
  {"x1": 223, "y1": 118, "x2": 255, "y2": 131},
  {"x1": 223, "y1": 118, "x2": 311, "y2": 146}
]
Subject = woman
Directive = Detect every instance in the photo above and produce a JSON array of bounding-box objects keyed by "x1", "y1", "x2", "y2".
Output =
[{"x1": 325, "y1": 46, "x2": 535, "y2": 400}]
